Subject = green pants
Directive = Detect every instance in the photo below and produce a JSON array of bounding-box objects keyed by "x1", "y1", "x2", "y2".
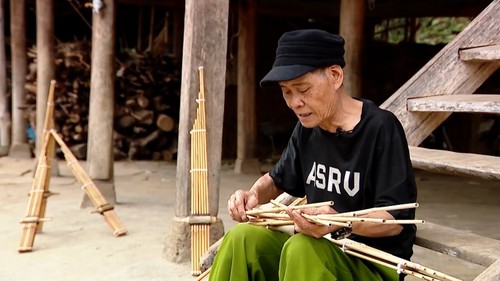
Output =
[{"x1": 209, "y1": 224, "x2": 399, "y2": 281}]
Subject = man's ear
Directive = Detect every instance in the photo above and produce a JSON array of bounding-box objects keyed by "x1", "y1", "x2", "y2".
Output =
[{"x1": 328, "y1": 65, "x2": 344, "y2": 89}]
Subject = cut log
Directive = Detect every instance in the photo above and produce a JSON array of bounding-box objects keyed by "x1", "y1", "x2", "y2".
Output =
[
  {"x1": 156, "y1": 113, "x2": 175, "y2": 132},
  {"x1": 117, "y1": 115, "x2": 136, "y2": 128},
  {"x1": 130, "y1": 109, "x2": 154, "y2": 125}
]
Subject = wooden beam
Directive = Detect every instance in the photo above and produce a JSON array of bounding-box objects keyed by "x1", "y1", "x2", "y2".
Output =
[
  {"x1": 473, "y1": 260, "x2": 500, "y2": 281},
  {"x1": 407, "y1": 94, "x2": 500, "y2": 113},
  {"x1": 460, "y1": 44, "x2": 500, "y2": 62},
  {"x1": 235, "y1": 0, "x2": 260, "y2": 174},
  {"x1": 381, "y1": 0, "x2": 500, "y2": 146},
  {"x1": 416, "y1": 222, "x2": 500, "y2": 267},
  {"x1": 88, "y1": 0, "x2": 116, "y2": 182},
  {"x1": 409, "y1": 146, "x2": 500, "y2": 180},
  {"x1": 340, "y1": 0, "x2": 365, "y2": 98}
]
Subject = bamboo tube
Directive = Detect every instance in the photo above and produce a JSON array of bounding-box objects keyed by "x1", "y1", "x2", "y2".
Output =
[
  {"x1": 246, "y1": 201, "x2": 334, "y2": 215},
  {"x1": 315, "y1": 216, "x2": 425, "y2": 224},
  {"x1": 49, "y1": 130, "x2": 127, "y2": 237},
  {"x1": 36, "y1": 80, "x2": 57, "y2": 232},
  {"x1": 190, "y1": 66, "x2": 211, "y2": 276},
  {"x1": 332, "y1": 203, "x2": 419, "y2": 217}
]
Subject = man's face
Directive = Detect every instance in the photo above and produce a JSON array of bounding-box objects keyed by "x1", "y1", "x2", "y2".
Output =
[{"x1": 279, "y1": 68, "x2": 338, "y2": 129}]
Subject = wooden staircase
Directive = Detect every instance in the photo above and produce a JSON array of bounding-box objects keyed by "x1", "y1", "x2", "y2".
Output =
[{"x1": 381, "y1": 1, "x2": 500, "y2": 280}]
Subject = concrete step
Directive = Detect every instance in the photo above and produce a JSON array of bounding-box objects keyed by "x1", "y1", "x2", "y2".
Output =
[
  {"x1": 409, "y1": 146, "x2": 500, "y2": 180},
  {"x1": 407, "y1": 94, "x2": 500, "y2": 113},
  {"x1": 416, "y1": 222, "x2": 500, "y2": 271},
  {"x1": 459, "y1": 44, "x2": 500, "y2": 62}
]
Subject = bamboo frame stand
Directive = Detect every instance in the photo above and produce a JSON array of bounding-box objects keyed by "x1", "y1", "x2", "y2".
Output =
[
  {"x1": 18, "y1": 80, "x2": 127, "y2": 253},
  {"x1": 190, "y1": 67, "x2": 212, "y2": 276}
]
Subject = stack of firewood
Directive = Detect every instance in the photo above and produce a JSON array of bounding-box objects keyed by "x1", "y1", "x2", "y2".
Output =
[{"x1": 25, "y1": 41, "x2": 181, "y2": 160}]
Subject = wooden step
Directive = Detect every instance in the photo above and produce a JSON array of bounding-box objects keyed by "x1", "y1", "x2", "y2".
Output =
[
  {"x1": 409, "y1": 146, "x2": 500, "y2": 180},
  {"x1": 407, "y1": 94, "x2": 500, "y2": 113},
  {"x1": 416, "y1": 222, "x2": 500, "y2": 268},
  {"x1": 459, "y1": 44, "x2": 500, "y2": 62}
]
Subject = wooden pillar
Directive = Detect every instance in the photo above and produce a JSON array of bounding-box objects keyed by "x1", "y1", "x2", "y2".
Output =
[
  {"x1": 0, "y1": 0, "x2": 10, "y2": 156},
  {"x1": 164, "y1": 0, "x2": 229, "y2": 264},
  {"x1": 339, "y1": 0, "x2": 365, "y2": 98},
  {"x1": 35, "y1": 0, "x2": 55, "y2": 158},
  {"x1": 9, "y1": 0, "x2": 30, "y2": 158},
  {"x1": 234, "y1": 0, "x2": 259, "y2": 174},
  {"x1": 85, "y1": 0, "x2": 116, "y2": 206}
]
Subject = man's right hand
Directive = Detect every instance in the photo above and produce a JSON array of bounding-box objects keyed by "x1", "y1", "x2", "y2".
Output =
[{"x1": 227, "y1": 189, "x2": 259, "y2": 222}]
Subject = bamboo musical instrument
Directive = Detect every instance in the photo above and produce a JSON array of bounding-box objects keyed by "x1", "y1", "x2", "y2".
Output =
[
  {"x1": 50, "y1": 130, "x2": 127, "y2": 237},
  {"x1": 18, "y1": 79, "x2": 127, "y2": 253},
  {"x1": 190, "y1": 66, "x2": 211, "y2": 276},
  {"x1": 18, "y1": 80, "x2": 57, "y2": 252},
  {"x1": 325, "y1": 237, "x2": 462, "y2": 281}
]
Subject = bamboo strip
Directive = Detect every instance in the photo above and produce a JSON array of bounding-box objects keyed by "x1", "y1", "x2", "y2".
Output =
[
  {"x1": 246, "y1": 201, "x2": 334, "y2": 215},
  {"x1": 195, "y1": 266, "x2": 211, "y2": 281}
]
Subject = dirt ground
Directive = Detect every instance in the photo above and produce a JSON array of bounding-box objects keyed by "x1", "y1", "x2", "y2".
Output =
[{"x1": 0, "y1": 156, "x2": 498, "y2": 281}]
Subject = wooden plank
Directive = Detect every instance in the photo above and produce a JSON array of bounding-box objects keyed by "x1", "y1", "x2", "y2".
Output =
[
  {"x1": 381, "y1": 0, "x2": 500, "y2": 146},
  {"x1": 407, "y1": 94, "x2": 500, "y2": 113},
  {"x1": 416, "y1": 222, "x2": 500, "y2": 267},
  {"x1": 409, "y1": 146, "x2": 500, "y2": 180},
  {"x1": 473, "y1": 260, "x2": 500, "y2": 281},
  {"x1": 460, "y1": 44, "x2": 500, "y2": 62}
]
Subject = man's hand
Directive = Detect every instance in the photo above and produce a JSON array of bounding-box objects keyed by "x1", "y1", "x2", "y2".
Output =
[
  {"x1": 286, "y1": 206, "x2": 340, "y2": 238},
  {"x1": 227, "y1": 189, "x2": 258, "y2": 222}
]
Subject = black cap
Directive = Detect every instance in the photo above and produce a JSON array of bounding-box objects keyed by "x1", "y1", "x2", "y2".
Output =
[{"x1": 260, "y1": 29, "x2": 345, "y2": 87}]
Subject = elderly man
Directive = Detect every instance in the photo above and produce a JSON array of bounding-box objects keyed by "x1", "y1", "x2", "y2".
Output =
[{"x1": 209, "y1": 29, "x2": 417, "y2": 281}]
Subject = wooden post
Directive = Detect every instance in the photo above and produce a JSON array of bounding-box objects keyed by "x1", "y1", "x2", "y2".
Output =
[
  {"x1": 234, "y1": 0, "x2": 260, "y2": 174},
  {"x1": 164, "y1": 0, "x2": 229, "y2": 264},
  {"x1": 35, "y1": 0, "x2": 55, "y2": 158},
  {"x1": 32, "y1": 0, "x2": 60, "y2": 177},
  {"x1": 339, "y1": 0, "x2": 365, "y2": 98},
  {"x1": 0, "y1": 0, "x2": 10, "y2": 156},
  {"x1": 9, "y1": 0, "x2": 30, "y2": 158},
  {"x1": 85, "y1": 0, "x2": 116, "y2": 206}
]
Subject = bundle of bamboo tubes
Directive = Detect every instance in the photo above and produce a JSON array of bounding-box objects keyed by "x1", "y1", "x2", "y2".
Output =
[
  {"x1": 247, "y1": 200, "x2": 463, "y2": 281},
  {"x1": 246, "y1": 200, "x2": 424, "y2": 228},
  {"x1": 190, "y1": 66, "x2": 211, "y2": 276}
]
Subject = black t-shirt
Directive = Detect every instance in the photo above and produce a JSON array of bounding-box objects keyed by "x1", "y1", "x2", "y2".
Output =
[{"x1": 269, "y1": 99, "x2": 417, "y2": 260}]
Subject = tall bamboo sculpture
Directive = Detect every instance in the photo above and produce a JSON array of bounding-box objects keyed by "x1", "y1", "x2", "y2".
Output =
[
  {"x1": 18, "y1": 80, "x2": 57, "y2": 252},
  {"x1": 190, "y1": 66, "x2": 211, "y2": 276},
  {"x1": 19, "y1": 80, "x2": 127, "y2": 253}
]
